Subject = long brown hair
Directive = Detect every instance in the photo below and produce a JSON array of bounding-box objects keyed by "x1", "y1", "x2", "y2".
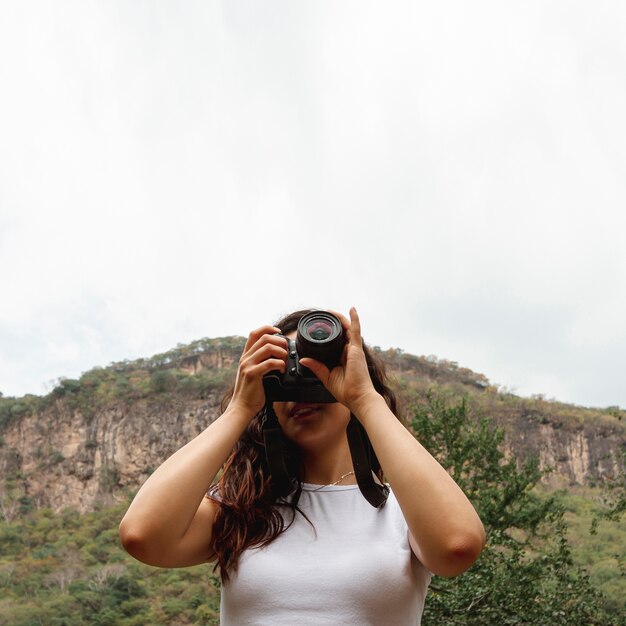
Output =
[{"x1": 209, "y1": 309, "x2": 399, "y2": 582}]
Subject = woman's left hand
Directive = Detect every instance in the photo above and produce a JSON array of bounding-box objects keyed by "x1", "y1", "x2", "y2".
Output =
[{"x1": 299, "y1": 307, "x2": 379, "y2": 413}]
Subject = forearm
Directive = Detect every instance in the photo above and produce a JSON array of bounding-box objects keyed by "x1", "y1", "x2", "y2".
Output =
[
  {"x1": 353, "y1": 393, "x2": 485, "y2": 576},
  {"x1": 119, "y1": 402, "x2": 251, "y2": 547}
]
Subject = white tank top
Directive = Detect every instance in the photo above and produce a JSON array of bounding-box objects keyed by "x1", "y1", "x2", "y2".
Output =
[{"x1": 219, "y1": 484, "x2": 431, "y2": 625}]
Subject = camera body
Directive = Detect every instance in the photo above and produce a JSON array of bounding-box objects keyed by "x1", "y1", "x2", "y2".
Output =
[{"x1": 262, "y1": 311, "x2": 345, "y2": 403}]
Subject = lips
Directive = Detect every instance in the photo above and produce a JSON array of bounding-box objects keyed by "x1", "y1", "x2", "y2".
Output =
[{"x1": 289, "y1": 403, "x2": 320, "y2": 419}]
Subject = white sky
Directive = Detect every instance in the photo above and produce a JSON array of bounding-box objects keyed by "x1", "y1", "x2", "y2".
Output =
[{"x1": 1, "y1": 1, "x2": 625, "y2": 409}]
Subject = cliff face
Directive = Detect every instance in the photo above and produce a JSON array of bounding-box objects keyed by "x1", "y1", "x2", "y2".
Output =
[
  {"x1": 0, "y1": 395, "x2": 221, "y2": 513},
  {"x1": 0, "y1": 342, "x2": 623, "y2": 513},
  {"x1": 499, "y1": 415, "x2": 623, "y2": 487}
]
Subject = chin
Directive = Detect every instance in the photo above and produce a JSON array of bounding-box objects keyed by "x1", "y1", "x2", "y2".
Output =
[{"x1": 286, "y1": 426, "x2": 350, "y2": 452}]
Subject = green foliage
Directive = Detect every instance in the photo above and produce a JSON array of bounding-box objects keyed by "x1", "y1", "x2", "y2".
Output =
[
  {"x1": 0, "y1": 395, "x2": 40, "y2": 428},
  {"x1": 560, "y1": 487, "x2": 626, "y2": 612},
  {"x1": 0, "y1": 478, "x2": 30, "y2": 523},
  {"x1": 52, "y1": 378, "x2": 83, "y2": 397},
  {"x1": 426, "y1": 523, "x2": 616, "y2": 625},
  {"x1": 150, "y1": 370, "x2": 178, "y2": 393},
  {"x1": 605, "y1": 406, "x2": 625, "y2": 420},
  {"x1": 412, "y1": 396, "x2": 623, "y2": 625},
  {"x1": 591, "y1": 448, "x2": 626, "y2": 527},
  {"x1": 413, "y1": 397, "x2": 558, "y2": 534},
  {"x1": 99, "y1": 465, "x2": 121, "y2": 493},
  {"x1": 0, "y1": 502, "x2": 220, "y2": 625}
]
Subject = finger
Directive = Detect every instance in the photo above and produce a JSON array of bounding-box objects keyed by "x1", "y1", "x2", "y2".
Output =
[
  {"x1": 327, "y1": 309, "x2": 351, "y2": 331},
  {"x1": 245, "y1": 332, "x2": 288, "y2": 357},
  {"x1": 326, "y1": 308, "x2": 354, "y2": 347},
  {"x1": 248, "y1": 358, "x2": 287, "y2": 377},
  {"x1": 299, "y1": 357, "x2": 330, "y2": 386},
  {"x1": 243, "y1": 342, "x2": 288, "y2": 366},
  {"x1": 244, "y1": 325, "x2": 283, "y2": 352},
  {"x1": 349, "y1": 307, "x2": 363, "y2": 346}
]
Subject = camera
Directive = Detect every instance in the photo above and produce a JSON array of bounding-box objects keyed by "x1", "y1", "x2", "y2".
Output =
[{"x1": 263, "y1": 311, "x2": 345, "y2": 403}]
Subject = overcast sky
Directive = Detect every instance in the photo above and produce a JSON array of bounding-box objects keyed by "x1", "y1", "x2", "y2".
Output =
[{"x1": 1, "y1": 1, "x2": 625, "y2": 409}]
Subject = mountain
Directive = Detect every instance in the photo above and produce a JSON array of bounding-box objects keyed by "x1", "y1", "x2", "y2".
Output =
[{"x1": 0, "y1": 337, "x2": 623, "y2": 515}]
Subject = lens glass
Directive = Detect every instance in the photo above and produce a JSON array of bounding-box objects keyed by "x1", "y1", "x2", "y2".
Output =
[{"x1": 305, "y1": 320, "x2": 334, "y2": 341}]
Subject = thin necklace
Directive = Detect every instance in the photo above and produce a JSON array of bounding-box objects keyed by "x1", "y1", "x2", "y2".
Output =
[{"x1": 308, "y1": 471, "x2": 355, "y2": 491}]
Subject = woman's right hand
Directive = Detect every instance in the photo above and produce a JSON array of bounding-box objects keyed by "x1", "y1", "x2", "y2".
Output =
[{"x1": 229, "y1": 325, "x2": 288, "y2": 417}]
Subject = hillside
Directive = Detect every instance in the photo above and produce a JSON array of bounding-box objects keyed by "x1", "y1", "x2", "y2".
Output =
[
  {"x1": 0, "y1": 336, "x2": 624, "y2": 514},
  {"x1": 1, "y1": 337, "x2": 624, "y2": 622}
]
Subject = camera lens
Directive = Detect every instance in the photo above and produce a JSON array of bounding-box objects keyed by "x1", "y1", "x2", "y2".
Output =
[
  {"x1": 304, "y1": 320, "x2": 333, "y2": 341},
  {"x1": 296, "y1": 312, "x2": 345, "y2": 369}
]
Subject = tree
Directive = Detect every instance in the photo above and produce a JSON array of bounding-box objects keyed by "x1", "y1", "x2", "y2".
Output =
[
  {"x1": 0, "y1": 478, "x2": 25, "y2": 523},
  {"x1": 411, "y1": 395, "x2": 621, "y2": 626},
  {"x1": 591, "y1": 448, "x2": 626, "y2": 530}
]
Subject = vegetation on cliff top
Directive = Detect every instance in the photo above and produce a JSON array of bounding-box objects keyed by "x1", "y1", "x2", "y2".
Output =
[{"x1": 1, "y1": 336, "x2": 624, "y2": 434}]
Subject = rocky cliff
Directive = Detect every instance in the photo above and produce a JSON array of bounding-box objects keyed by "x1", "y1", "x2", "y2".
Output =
[{"x1": 0, "y1": 338, "x2": 623, "y2": 513}]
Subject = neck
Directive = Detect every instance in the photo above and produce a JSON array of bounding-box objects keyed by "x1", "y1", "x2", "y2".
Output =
[{"x1": 301, "y1": 439, "x2": 355, "y2": 485}]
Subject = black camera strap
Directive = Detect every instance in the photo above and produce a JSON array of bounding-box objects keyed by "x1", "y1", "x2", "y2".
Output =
[
  {"x1": 346, "y1": 414, "x2": 389, "y2": 508},
  {"x1": 261, "y1": 404, "x2": 297, "y2": 499},
  {"x1": 261, "y1": 402, "x2": 389, "y2": 508}
]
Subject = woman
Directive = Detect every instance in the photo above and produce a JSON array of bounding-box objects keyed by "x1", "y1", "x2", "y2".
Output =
[{"x1": 120, "y1": 307, "x2": 485, "y2": 625}]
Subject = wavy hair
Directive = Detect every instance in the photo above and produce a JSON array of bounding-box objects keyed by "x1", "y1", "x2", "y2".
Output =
[{"x1": 209, "y1": 309, "x2": 399, "y2": 582}]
